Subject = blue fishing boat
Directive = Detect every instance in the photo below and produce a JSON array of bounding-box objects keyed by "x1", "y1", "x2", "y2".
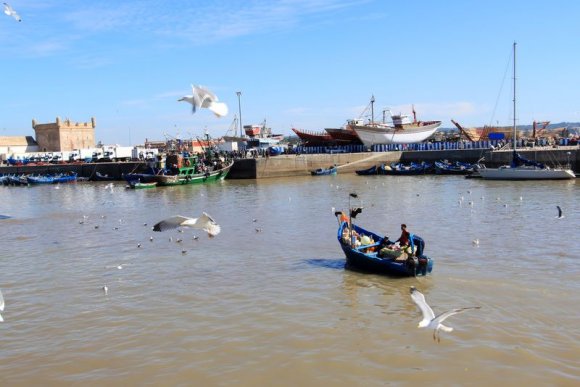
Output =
[
  {"x1": 355, "y1": 165, "x2": 378, "y2": 175},
  {"x1": 311, "y1": 166, "x2": 337, "y2": 176},
  {"x1": 27, "y1": 172, "x2": 77, "y2": 184},
  {"x1": 434, "y1": 160, "x2": 474, "y2": 175},
  {"x1": 379, "y1": 162, "x2": 433, "y2": 175},
  {"x1": 335, "y1": 202, "x2": 433, "y2": 276}
]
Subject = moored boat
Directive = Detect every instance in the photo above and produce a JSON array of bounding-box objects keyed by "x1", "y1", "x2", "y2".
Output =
[
  {"x1": 434, "y1": 160, "x2": 475, "y2": 175},
  {"x1": 477, "y1": 43, "x2": 575, "y2": 181},
  {"x1": 153, "y1": 153, "x2": 233, "y2": 186},
  {"x1": 27, "y1": 172, "x2": 77, "y2": 184},
  {"x1": 379, "y1": 162, "x2": 433, "y2": 175},
  {"x1": 311, "y1": 166, "x2": 337, "y2": 176},
  {"x1": 91, "y1": 171, "x2": 115, "y2": 181},
  {"x1": 355, "y1": 165, "x2": 378, "y2": 175},
  {"x1": 128, "y1": 181, "x2": 157, "y2": 189}
]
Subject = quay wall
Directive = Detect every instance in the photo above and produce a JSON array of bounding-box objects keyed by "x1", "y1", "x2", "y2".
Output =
[
  {"x1": 1, "y1": 148, "x2": 577, "y2": 179},
  {"x1": 0, "y1": 162, "x2": 143, "y2": 180},
  {"x1": 228, "y1": 147, "x2": 579, "y2": 178}
]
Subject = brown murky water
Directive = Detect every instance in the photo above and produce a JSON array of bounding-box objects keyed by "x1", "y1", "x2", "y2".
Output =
[{"x1": 1, "y1": 175, "x2": 578, "y2": 385}]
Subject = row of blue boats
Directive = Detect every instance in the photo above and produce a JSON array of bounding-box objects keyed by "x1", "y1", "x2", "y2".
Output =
[
  {"x1": 1, "y1": 172, "x2": 78, "y2": 186},
  {"x1": 311, "y1": 160, "x2": 476, "y2": 177},
  {"x1": 356, "y1": 160, "x2": 476, "y2": 176}
]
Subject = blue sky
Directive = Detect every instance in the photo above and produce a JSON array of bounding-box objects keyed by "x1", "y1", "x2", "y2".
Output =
[{"x1": 1, "y1": 0, "x2": 579, "y2": 145}]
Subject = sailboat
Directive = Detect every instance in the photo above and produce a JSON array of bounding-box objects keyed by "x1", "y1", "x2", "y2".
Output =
[{"x1": 478, "y1": 42, "x2": 575, "y2": 180}]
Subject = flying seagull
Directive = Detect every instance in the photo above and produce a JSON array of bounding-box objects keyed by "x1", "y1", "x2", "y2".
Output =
[
  {"x1": 0, "y1": 289, "x2": 4, "y2": 322},
  {"x1": 410, "y1": 286, "x2": 480, "y2": 342},
  {"x1": 556, "y1": 206, "x2": 564, "y2": 219},
  {"x1": 178, "y1": 84, "x2": 228, "y2": 117},
  {"x1": 3, "y1": 2, "x2": 21, "y2": 22},
  {"x1": 152, "y1": 212, "x2": 221, "y2": 237}
]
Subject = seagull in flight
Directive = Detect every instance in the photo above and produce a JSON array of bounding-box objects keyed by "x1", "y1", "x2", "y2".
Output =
[
  {"x1": 3, "y1": 2, "x2": 21, "y2": 22},
  {"x1": 152, "y1": 212, "x2": 221, "y2": 237},
  {"x1": 178, "y1": 84, "x2": 228, "y2": 117},
  {"x1": 556, "y1": 206, "x2": 564, "y2": 219},
  {"x1": 410, "y1": 286, "x2": 480, "y2": 342}
]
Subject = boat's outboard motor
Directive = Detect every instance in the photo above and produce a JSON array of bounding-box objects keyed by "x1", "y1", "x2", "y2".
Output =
[{"x1": 408, "y1": 235, "x2": 428, "y2": 276}]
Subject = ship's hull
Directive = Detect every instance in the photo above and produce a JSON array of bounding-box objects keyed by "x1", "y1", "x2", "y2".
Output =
[
  {"x1": 352, "y1": 121, "x2": 441, "y2": 146},
  {"x1": 478, "y1": 166, "x2": 575, "y2": 180},
  {"x1": 324, "y1": 128, "x2": 361, "y2": 144},
  {"x1": 292, "y1": 128, "x2": 333, "y2": 146}
]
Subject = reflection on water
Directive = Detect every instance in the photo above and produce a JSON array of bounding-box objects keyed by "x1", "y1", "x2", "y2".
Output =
[{"x1": 0, "y1": 176, "x2": 578, "y2": 385}]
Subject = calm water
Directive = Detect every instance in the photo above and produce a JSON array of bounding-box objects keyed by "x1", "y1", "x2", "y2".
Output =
[{"x1": 0, "y1": 175, "x2": 578, "y2": 386}]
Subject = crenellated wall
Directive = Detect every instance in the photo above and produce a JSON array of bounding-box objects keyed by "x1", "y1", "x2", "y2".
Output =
[{"x1": 33, "y1": 117, "x2": 96, "y2": 152}]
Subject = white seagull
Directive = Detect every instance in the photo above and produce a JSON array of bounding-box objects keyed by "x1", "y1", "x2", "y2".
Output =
[
  {"x1": 152, "y1": 212, "x2": 221, "y2": 237},
  {"x1": 3, "y1": 2, "x2": 21, "y2": 22},
  {"x1": 178, "y1": 84, "x2": 228, "y2": 117},
  {"x1": 410, "y1": 286, "x2": 480, "y2": 342},
  {"x1": 0, "y1": 289, "x2": 4, "y2": 322}
]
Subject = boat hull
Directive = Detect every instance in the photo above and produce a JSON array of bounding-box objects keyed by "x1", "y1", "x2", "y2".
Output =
[
  {"x1": 311, "y1": 167, "x2": 337, "y2": 176},
  {"x1": 478, "y1": 166, "x2": 575, "y2": 180},
  {"x1": 338, "y1": 222, "x2": 433, "y2": 277},
  {"x1": 154, "y1": 162, "x2": 233, "y2": 186},
  {"x1": 324, "y1": 128, "x2": 361, "y2": 144},
  {"x1": 352, "y1": 121, "x2": 441, "y2": 146},
  {"x1": 292, "y1": 128, "x2": 333, "y2": 146}
]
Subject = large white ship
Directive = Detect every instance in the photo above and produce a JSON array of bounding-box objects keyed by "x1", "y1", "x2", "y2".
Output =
[{"x1": 351, "y1": 103, "x2": 441, "y2": 146}]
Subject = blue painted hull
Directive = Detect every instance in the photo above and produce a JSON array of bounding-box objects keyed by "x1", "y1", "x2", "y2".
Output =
[
  {"x1": 355, "y1": 165, "x2": 378, "y2": 175},
  {"x1": 337, "y1": 222, "x2": 433, "y2": 277},
  {"x1": 434, "y1": 161, "x2": 474, "y2": 175},
  {"x1": 311, "y1": 167, "x2": 337, "y2": 176}
]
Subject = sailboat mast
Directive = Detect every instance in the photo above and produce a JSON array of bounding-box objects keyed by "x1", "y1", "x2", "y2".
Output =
[
  {"x1": 370, "y1": 95, "x2": 375, "y2": 125},
  {"x1": 513, "y1": 41, "x2": 517, "y2": 151}
]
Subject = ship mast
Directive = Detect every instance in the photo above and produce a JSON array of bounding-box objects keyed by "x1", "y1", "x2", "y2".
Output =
[
  {"x1": 512, "y1": 41, "x2": 517, "y2": 151},
  {"x1": 370, "y1": 95, "x2": 375, "y2": 125}
]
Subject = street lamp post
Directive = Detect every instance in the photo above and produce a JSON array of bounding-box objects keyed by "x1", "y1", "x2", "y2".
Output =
[{"x1": 236, "y1": 91, "x2": 243, "y2": 138}]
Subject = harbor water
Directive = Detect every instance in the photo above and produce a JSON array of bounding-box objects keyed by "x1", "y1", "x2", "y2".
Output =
[{"x1": 0, "y1": 175, "x2": 578, "y2": 385}]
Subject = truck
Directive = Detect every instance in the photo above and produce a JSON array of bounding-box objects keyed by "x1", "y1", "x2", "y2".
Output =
[{"x1": 92, "y1": 146, "x2": 133, "y2": 162}]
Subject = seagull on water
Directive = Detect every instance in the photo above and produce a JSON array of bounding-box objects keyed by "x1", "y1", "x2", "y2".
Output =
[
  {"x1": 410, "y1": 286, "x2": 480, "y2": 342},
  {"x1": 152, "y1": 213, "x2": 221, "y2": 237},
  {"x1": 178, "y1": 84, "x2": 228, "y2": 117},
  {"x1": 3, "y1": 3, "x2": 21, "y2": 22},
  {"x1": 556, "y1": 206, "x2": 564, "y2": 219},
  {"x1": 0, "y1": 289, "x2": 4, "y2": 322}
]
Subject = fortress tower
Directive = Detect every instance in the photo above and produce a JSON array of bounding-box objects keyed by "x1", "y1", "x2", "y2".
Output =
[{"x1": 32, "y1": 117, "x2": 96, "y2": 151}]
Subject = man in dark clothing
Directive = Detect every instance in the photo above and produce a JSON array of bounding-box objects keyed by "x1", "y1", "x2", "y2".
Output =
[{"x1": 397, "y1": 224, "x2": 410, "y2": 246}]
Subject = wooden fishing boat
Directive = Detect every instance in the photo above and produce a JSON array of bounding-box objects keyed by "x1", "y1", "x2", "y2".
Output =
[
  {"x1": 337, "y1": 216, "x2": 433, "y2": 277},
  {"x1": 91, "y1": 171, "x2": 116, "y2": 181},
  {"x1": 311, "y1": 166, "x2": 337, "y2": 176},
  {"x1": 355, "y1": 165, "x2": 378, "y2": 175},
  {"x1": 128, "y1": 181, "x2": 157, "y2": 189},
  {"x1": 292, "y1": 128, "x2": 334, "y2": 146},
  {"x1": 154, "y1": 157, "x2": 233, "y2": 186},
  {"x1": 27, "y1": 172, "x2": 77, "y2": 184},
  {"x1": 379, "y1": 162, "x2": 433, "y2": 175},
  {"x1": 123, "y1": 146, "x2": 234, "y2": 187},
  {"x1": 434, "y1": 160, "x2": 475, "y2": 175}
]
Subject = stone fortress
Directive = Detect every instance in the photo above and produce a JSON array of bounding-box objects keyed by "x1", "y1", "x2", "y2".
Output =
[{"x1": 32, "y1": 117, "x2": 96, "y2": 152}]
